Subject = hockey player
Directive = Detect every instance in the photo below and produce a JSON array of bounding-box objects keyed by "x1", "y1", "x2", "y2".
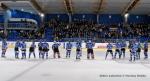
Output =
[
  {"x1": 52, "y1": 41, "x2": 61, "y2": 58},
  {"x1": 105, "y1": 43, "x2": 113, "y2": 60},
  {"x1": 42, "y1": 41, "x2": 49, "y2": 59},
  {"x1": 29, "y1": 41, "x2": 36, "y2": 59},
  {"x1": 121, "y1": 41, "x2": 127, "y2": 58},
  {"x1": 21, "y1": 40, "x2": 26, "y2": 59},
  {"x1": 129, "y1": 42, "x2": 138, "y2": 62},
  {"x1": 38, "y1": 40, "x2": 43, "y2": 58},
  {"x1": 86, "y1": 40, "x2": 95, "y2": 59},
  {"x1": 143, "y1": 41, "x2": 148, "y2": 59},
  {"x1": 66, "y1": 41, "x2": 72, "y2": 58},
  {"x1": 136, "y1": 42, "x2": 142, "y2": 60},
  {"x1": 14, "y1": 40, "x2": 20, "y2": 59},
  {"x1": 114, "y1": 42, "x2": 121, "y2": 59},
  {"x1": 128, "y1": 41, "x2": 133, "y2": 54},
  {"x1": 76, "y1": 40, "x2": 82, "y2": 60},
  {"x1": 1, "y1": 39, "x2": 8, "y2": 58}
]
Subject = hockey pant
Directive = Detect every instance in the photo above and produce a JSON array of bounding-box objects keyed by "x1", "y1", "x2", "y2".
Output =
[
  {"x1": 53, "y1": 52, "x2": 60, "y2": 58},
  {"x1": 15, "y1": 51, "x2": 19, "y2": 59},
  {"x1": 39, "y1": 51, "x2": 42, "y2": 58},
  {"x1": 87, "y1": 49, "x2": 94, "y2": 59},
  {"x1": 130, "y1": 52, "x2": 136, "y2": 61},
  {"x1": 114, "y1": 49, "x2": 121, "y2": 59},
  {"x1": 29, "y1": 52, "x2": 36, "y2": 58},
  {"x1": 1, "y1": 49, "x2": 6, "y2": 57},
  {"x1": 136, "y1": 52, "x2": 141, "y2": 60},
  {"x1": 105, "y1": 50, "x2": 113, "y2": 60},
  {"x1": 42, "y1": 52, "x2": 48, "y2": 59},
  {"x1": 76, "y1": 51, "x2": 82, "y2": 59},
  {"x1": 22, "y1": 50, "x2": 26, "y2": 59},
  {"x1": 144, "y1": 51, "x2": 148, "y2": 59},
  {"x1": 66, "y1": 50, "x2": 71, "y2": 58},
  {"x1": 121, "y1": 48, "x2": 125, "y2": 58}
]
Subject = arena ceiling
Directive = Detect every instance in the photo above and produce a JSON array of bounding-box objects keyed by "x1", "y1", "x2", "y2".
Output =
[{"x1": 0, "y1": 0, "x2": 150, "y2": 15}]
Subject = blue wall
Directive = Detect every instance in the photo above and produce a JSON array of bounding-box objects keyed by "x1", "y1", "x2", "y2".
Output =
[
  {"x1": 128, "y1": 15, "x2": 149, "y2": 24},
  {"x1": 0, "y1": 15, "x2": 4, "y2": 23},
  {"x1": 1, "y1": 12, "x2": 150, "y2": 25},
  {"x1": 45, "y1": 14, "x2": 149, "y2": 24},
  {"x1": 99, "y1": 14, "x2": 123, "y2": 25},
  {"x1": 45, "y1": 14, "x2": 69, "y2": 22},
  {"x1": 72, "y1": 14, "x2": 97, "y2": 23},
  {"x1": 148, "y1": 16, "x2": 150, "y2": 24},
  {"x1": 45, "y1": 14, "x2": 97, "y2": 23}
]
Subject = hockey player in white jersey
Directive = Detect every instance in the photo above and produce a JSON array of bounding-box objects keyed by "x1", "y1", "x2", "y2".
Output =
[
  {"x1": 1, "y1": 39, "x2": 8, "y2": 58},
  {"x1": 105, "y1": 43, "x2": 113, "y2": 60},
  {"x1": 66, "y1": 41, "x2": 73, "y2": 58},
  {"x1": 21, "y1": 40, "x2": 26, "y2": 59},
  {"x1": 52, "y1": 41, "x2": 61, "y2": 58},
  {"x1": 14, "y1": 40, "x2": 20, "y2": 59},
  {"x1": 76, "y1": 40, "x2": 82, "y2": 60},
  {"x1": 129, "y1": 42, "x2": 138, "y2": 62},
  {"x1": 29, "y1": 41, "x2": 36, "y2": 59},
  {"x1": 114, "y1": 42, "x2": 121, "y2": 59},
  {"x1": 86, "y1": 40, "x2": 95, "y2": 59}
]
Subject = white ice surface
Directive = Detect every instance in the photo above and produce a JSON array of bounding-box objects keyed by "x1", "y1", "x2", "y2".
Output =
[{"x1": 0, "y1": 48, "x2": 150, "y2": 81}]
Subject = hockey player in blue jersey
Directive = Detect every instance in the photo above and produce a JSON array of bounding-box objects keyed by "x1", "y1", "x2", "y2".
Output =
[
  {"x1": 14, "y1": 40, "x2": 20, "y2": 59},
  {"x1": 66, "y1": 41, "x2": 72, "y2": 58},
  {"x1": 21, "y1": 40, "x2": 26, "y2": 59},
  {"x1": 1, "y1": 39, "x2": 8, "y2": 58},
  {"x1": 143, "y1": 41, "x2": 148, "y2": 59},
  {"x1": 76, "y1": 40, "x2": 82, "y2": 60},
  {"x1": 86, "y1": 40, "x2": 95, "y2": 59},
  {"x1": 38, "y1": 40, "x2": 43, "y2": 58},
  {"x1": 42, "y1": 41, "x2": 49, "y2": 59},
  {"x1": 136, "y1": 42, "x2": 142, "y2": 60},
  {"x1": 114, "y1": 42, "x2": 121, "y2": 59},
  {"x1": 29, "y1": 41, "x2": 36, "y2": 59},
  {"x1": 129, "y1": 42, "x2": 138, "y2": 61},
  {"x1": 52, "y1": 41, "x2": 61, "y2": 58},
  {"x1": 105, "y1": 43, "x2": 113, "y2": 60},
  {"x1": 121, "y1": 41, "x2": 127, "y2": 58}
]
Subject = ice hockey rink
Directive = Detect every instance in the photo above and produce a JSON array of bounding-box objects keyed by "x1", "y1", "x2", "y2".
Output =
[{"x1": 0, "y1": 44, "x2": 150, "y2": 81}]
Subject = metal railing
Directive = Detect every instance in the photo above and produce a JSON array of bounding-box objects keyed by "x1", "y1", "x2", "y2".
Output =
[{"x1": 0, "y1": 22, "x2": 38, "y2": 30}]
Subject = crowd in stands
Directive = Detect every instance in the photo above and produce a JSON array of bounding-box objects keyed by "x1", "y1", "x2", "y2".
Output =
[
  {"x1": 48, "y1": 19, "x2": 150, "y2": 41},
  {"x1": 7, "y1": 27, "x2": 45, "y2": 39},
  {"x1": 0, "y1": 27, "x2": 45, "y2": 40},
  {"x1": 0, "y1": 18, "x2": 149, "y2": 41},
  {"x1": 0, "y1": 20, "x2": 44, "y2": 39},
  {"x1": 49, "y1": 19, "x2": 97, "y2": 40}
]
